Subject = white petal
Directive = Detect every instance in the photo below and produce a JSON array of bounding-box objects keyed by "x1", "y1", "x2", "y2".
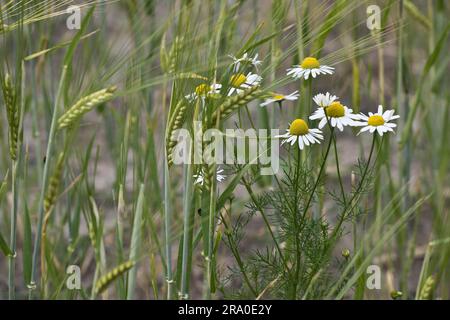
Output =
[
  {"x1": 304, "y1": 70, "x2": 310, "y2": 80},
  {"x1": 311, "y1": 132, "x2": 324, "y2": 140},
  {"x1": 318, "y1": 117, "x2": 328, "y2": 129},
  {"x1": 305, "y1": 133, "x2": 315, "y2": 144},
  {"x1": 315, "y1": 132, "x2": 324, "y2": 139},
  {"x1": 360, "y1": 126, "x2": 371, "y2": 132},
  {"x1": 260, "y1": 99, "x2": 274, "y2": 107},
  {"x1": 376, "y1": 126, "x2": 384, "y2": 135},
  {"x1": 297, "y1": 69, "x2": 306, "y2": 78},
  {"x1": 298, "y1": 136, "x2": 304, "y2": 149},
  {"x1": 290, "y1": 136, "x2": 297, "y2": 146},
  {"x1": 378, "y1": 105, "x2": 383, "y2": 114},
  {"x1": 310, "y1": 111, "x2": 324, "y2": 120},
  {"x1": 302, "y1": 135, "x2": 310, "y2": 146},
  {"x1": 331, "y1": 118, "x2": 337, "y2": 127},
  {"x1": 359, "y1": 113, "x2": 369, "y2": 120}
]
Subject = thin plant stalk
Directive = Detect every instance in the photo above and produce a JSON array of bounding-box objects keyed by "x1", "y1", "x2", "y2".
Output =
[
  {"x1": 220, "y1": 210, "x2": 258, "y2": 298},
  {"x1": 8, "y1": 61, "x2": 26, "y2": 300},
  {"x1": 180, "y1": 141, "x2": 194, "y2": 299},
  {"x1": 332, "y1": 134, "x2": 346, "y2": 204},
  {"x1": 29, "y1": 66, "x2": 67, "y2": 297},
  {"x1": 242, "y1": 178, "x2": 288, "y2": 270},
  {"x1": 291, "y1": 146, "x2": 302, "y2": 298},
  {"x1": 299, "y1": 127, "x2": 335, "y2": 225},
  {"x1": 326, "y1": 115, "x2": 346, "y2": 205},
  {"x1": 332, "y1": 134, "x2": 377, "y2": 237},
  {"x1": 292, "y1": 126, "x2": 335, "y2": 297},
  {"x1": 206, "y1": 166, "x2": 217, "y2": 299},
  {"x1": 8, "y1": 160, "x2": 18, "y2": 299},
  {"x1": 126, "y1": 183, "x2": 145, "y2": 299},
  {"x1": 163, "y1": 76, "x2": 174, "y2": 299},
  {"x1": 180, "y1": 99, "x2": 201, "y2": 299}
]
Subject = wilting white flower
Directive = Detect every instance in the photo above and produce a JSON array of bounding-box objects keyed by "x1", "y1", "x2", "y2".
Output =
[
  {"x1": 229, "y1": 52, "x2": 262, "y2": 71},
  {"x1": 228, "y1": 72, "x2": 261, "y2": 95},
  {"x1": 185, "y1": 83, "x2": 222, "y2": 101},
  {"x1": 260, "y1": 91, "x2": 299, "y2": 107},
  {"x1": 194, "y1": 168, "x2": 226, "y2": 186}
]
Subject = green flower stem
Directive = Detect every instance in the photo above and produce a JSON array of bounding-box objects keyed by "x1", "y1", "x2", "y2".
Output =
[
  {"x1": 332, "y1": 134, "x2": 378, "y2": 238},
  {"x1": 300, "y1": 127, "x2": 335, "y2": 224},
  {"x1": 307, "y1": 78, "x2": 313, "y2": 116},
  {"x1": 292, "y1": 127, "x2": 335, "y2": 298},
  {"x1": 291, "y1": 146, "x2": 302, "y2": 299},
  {"x1": 324, "y1": 115, "x2": 346, "y2": 205},
  {"x1": 332, "y1": 135, "x2": 346, "y2": 204}
]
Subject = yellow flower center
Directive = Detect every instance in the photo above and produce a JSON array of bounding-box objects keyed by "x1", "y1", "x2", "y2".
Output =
[
  {"x1": 230, "y1": 73, "x2": 247, "y2": 87},
  {"x1": 195, "y1": 84, "x2": 209, "y2": 96},
  {"x1": 300, "y1": 57, "x2": 320, "y2": 69},
  {"x1": 273, "y1": 94, "x2": 285, "y2": 101},
  {"x1": 289, "y1": 119, "x2": 309, "y2": 136},
  {"x1": 325, "y1": 101, "x2": 345, "y2": 118},
  {"x1": 368, "y1": 115, "x2": 385, "y2": 126}
]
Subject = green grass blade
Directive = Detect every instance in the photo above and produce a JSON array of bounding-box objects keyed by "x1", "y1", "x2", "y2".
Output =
[{"x1": 127, "y1": 184, "x2": 145, "y2": 299}]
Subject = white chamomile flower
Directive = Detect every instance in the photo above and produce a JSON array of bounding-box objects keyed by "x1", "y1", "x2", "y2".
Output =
[
  {"x1": 309, "y1": 97, "x2": 359, "y2": 131},
  {"x1": 260, "y1": 91, "x2": 299, "y2": 107},
  {"x1": 194, "y1": 168, "x2": 226, "y2": 186},
  {"x1": 287, "y1": 57, "x2": 334, "y2": 80},
  {"x1": 229, "y1": 52, "x2": 262, "y2": 71},
  {"x1": 185, "y1": 83, "x2": 222, "y2": 102},
  {"x1": 312, "y1": 92, "x2": 338, "y2": 107},
  {"x1": 228, "y1": 72, "x2": 261, "y2": 95},
  {"x1": 354, "y1": 105, "x2": 400, "y2": 136},
  {"x1": 275, "y1": 118, "x2": 323, "y2": 150}
]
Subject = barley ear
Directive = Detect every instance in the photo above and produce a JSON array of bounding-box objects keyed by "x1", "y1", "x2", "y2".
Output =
[
  {"x1": 43, "y1": 152, "x2": 65, "y2": 214},
  {"x1": 167, "y1": 36, "x2": 183, "y2": 73},
  {"x1": 419, "y1": 275, "x2": 435, "y2": 300},
  {"x1": 2, "y1": 73, "x2": 19, "y2": 160},
  {"x1": 94, "y1": 261, "x2": 135, "y2": 296},
  {"x1": 165, "y1": 101, "x2": 187, "y2": 167},
  {"x1": 160, "y1": 32, "x2": 170, "y2": 73},
  {"x1": 57, "y1": 86, "x2": 117, "y2": 129},
  {"x1": 210, "y1": 85, "x2": 261, "y2": 126}
]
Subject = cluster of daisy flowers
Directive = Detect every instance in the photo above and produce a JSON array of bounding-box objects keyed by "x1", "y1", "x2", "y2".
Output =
[
  {"x1": 187, "y1": 54, "x2": 400, "y2": 184},
  {"x1": 268, "y1": 56, "x2": 400, "y2": 150},
  {"x1": 185, "y1": 52, "x2": 262, "y2": 102},
  {"x1": 187, "y1": 52, "x2": 264, "y2": 184}
]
